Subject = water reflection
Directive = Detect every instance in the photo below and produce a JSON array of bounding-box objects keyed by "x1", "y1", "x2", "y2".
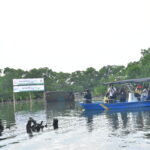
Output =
[
  {"x1": 1, "y1": 101, "x2": 150, "y2": 150},
  {"x1": 81, "y1": 107, "x2": 150, "y2": 133},
  {"x1": 86, "y1": 115, "x2": 93, "y2": 132},
  {"x1": 0, "y1": 100, "x2": 46, "y2": 144},
  {"x1": 0, "y1": 103, "x2": 15, "y2": 130},
  {"x1": 120, "y1": 112, "x2": 128, "y2": 128},
  {"x1": 46, "y1": 101, "x2": 75, "y2": 118},
  {"x1": 45, "y1": 101, "x2": 76, "y2": 130},
  {"x1": 107, "y1": 113, "x2": 119, "y2": 130}
]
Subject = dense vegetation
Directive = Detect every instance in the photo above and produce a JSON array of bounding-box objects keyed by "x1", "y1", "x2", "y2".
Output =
[{"x1": 0, "y1": 48, "x2": 150, "y2": 101}]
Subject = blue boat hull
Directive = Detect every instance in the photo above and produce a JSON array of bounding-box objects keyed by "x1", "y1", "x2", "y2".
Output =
[{"x1": 79, "y1": 101, "x2": 150, "y2": 111}]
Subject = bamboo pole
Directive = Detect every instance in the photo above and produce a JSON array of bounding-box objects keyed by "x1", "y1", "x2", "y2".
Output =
[{"x1": 29, "y1": 92, "x2": 32, "y2": 111}]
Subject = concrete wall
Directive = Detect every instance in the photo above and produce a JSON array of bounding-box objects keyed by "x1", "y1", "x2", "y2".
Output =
[{"x1": 45, "y1": 91, "x2": 74, "y2": 102}]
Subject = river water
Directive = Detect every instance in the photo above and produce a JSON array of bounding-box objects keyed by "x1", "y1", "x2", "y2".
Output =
[{"x1": 1, "y1": 100, "x2": 150, "y2": 150}]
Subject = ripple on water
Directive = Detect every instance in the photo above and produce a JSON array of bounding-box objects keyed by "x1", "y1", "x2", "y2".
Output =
[{"x1": 1, "y1": 101, "x2": 150, "y2": 150}]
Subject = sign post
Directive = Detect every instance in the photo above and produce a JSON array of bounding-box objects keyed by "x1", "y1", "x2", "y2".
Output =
[{"x1": 13, "y1": 93, "x2": 16, "y2": 112}]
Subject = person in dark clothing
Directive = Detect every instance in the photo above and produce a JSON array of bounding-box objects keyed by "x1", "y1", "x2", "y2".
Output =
[
  {"x1": 0, "y1": 119, "x2": 4, "y2": 136},
  {"x1": 36, "y1": 121, "x2": 45, "y2": 132},
  {"x1": 26, "y1": 117, "x2": 47, "y2": 134},
  {"x1": 119, "y1": 88, "x2": 127, "y2": 102},
  {"x1": 84, "y1": 89, "x2": 92, "y2": 103},
  {"x1": 26, "y1": 117, "x2": 36, "y2": 134},
  {"x1": 53, "y1": 118, "x2": 58, "y2": 129},
  {"x1": 147, "y1": 90, "x2": 150, "y2": 100}
]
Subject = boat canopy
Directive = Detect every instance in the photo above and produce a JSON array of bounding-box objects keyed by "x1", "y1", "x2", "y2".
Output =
[{"x1": 104, "y1": 77, "x2": 150, "y2": 85}]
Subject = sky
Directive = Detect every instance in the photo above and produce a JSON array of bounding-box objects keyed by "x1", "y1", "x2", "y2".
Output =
[{"x1": 0, "y1": 0, "x2": 150, "y2": 73}]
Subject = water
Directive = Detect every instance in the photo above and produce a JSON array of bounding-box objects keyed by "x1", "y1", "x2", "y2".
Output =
[{"x1": 1, "y1": 100, "x2": 150, "y2": 150}]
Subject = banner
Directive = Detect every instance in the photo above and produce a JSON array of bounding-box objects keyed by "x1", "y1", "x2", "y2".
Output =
[
  {"x1": 13, "y1": 78, "x2": 44, "y2": 86},
  {"x1": 13, "y1": 85, "x2": 45, "y2": 93}
]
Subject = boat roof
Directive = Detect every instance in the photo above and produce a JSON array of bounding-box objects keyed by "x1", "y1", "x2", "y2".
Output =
[{"x1": 104, "y1": 77, "x2": 150, "y2": 85}]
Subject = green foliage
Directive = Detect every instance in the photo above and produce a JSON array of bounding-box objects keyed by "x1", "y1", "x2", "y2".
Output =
[
  {"x1": 93, "y1": 85, "x2": 107, "y2": 96},
  {"x1": 125, "y1": 62, "x2": 141, "y2": 79},
  {"x1": 139, "y1": 48, "x2": 150, "y2": 77},
  {"x1": 0, "y1": 48, "x2": 150, "y2": 100}
]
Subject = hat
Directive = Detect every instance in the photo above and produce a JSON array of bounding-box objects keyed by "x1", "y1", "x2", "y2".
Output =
[{"x1": 136, "y1": 85, "x2": 142, "y2": 89}]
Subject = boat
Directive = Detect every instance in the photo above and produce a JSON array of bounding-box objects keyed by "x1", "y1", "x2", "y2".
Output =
[
  {"x1": 80, "y1": 101, "x2": 150, "y2": 111},
  {"x1": 80, "y1": 106, "x2": 150, "y2": 118},
  {"x1": 79, "y1": 77, "x2": 150, "y2": 111}
]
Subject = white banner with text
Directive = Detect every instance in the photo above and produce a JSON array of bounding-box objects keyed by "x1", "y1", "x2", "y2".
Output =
[
  {"x1": 13, "y1": 78, "x2": 44, "y2": 86},
  {"x1": 13, "y1": 85, "x2": 45, "y2": 93}
]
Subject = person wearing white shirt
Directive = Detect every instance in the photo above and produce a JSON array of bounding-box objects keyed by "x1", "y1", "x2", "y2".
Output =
[{"x1": 107, "y1": 84, "x2": 117, "y2": 99}]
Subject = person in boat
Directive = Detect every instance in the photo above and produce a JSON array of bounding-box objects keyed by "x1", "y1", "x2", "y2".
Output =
[
  {"x1": 84, "y1": 89, "x2": 92, "y2": 103},
  {"x1": 146, "y1": 89, "x2": 150, "y2": 100},
  {"x1": 119, "y1": 87, "x2": 127, "y2": 102},
  {"x1": 134, "y1": 85, "x2": 142, "y2": 101},
  {"x1": 107, "y1": 84, "x2": 117, "y2": 100},
  {"x1": 103, "y1": 92, "x2": 110, "y2": 103},
  {"x1": 141, "y1": 86, "x2": 148, "y2": 101}
]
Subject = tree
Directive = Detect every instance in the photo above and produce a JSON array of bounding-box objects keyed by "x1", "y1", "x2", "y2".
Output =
[
  {"x1": 139, "y1": 48, "x2": 150, "y2": 77},
  {"x1": 125, "y1": 62, "x2": 141, "y2": 79}
]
